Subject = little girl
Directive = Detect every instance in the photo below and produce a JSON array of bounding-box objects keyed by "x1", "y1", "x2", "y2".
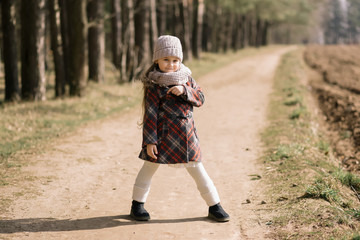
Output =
[{"x1": 131, "y1": 35, "x2": 229, "y2": 222}]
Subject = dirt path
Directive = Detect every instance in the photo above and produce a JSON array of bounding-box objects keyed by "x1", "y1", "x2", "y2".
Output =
[{"x1": 1, "y1": 46, "x2": 295, "y2": 240}]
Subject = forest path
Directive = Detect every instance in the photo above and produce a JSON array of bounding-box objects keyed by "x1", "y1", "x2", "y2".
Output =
[{"x1": 1, "y1": 46, "x2": 295, "y2": 240}]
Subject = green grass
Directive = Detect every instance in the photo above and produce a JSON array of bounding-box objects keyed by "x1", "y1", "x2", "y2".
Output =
[
  {"x1": 317, "y1": 140, "x2": 330, "y2": 154},
  {"x1": 260, "y1": 48, "x2": 360, "y2": 239},
  {"x1": 334, "y1": 169, "x2": 360, "y2": 192},
  {"x1": 304, "y1": 177, "x2": 347, "y2": 206},
  {"x1": 353, "y1": 235, "x2": 360, "y2": 240},
  {"x1": 284, "y1": 96, "x2": 302, "y2": 106}
]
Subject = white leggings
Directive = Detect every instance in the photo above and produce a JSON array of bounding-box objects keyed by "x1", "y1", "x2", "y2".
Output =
[{"x1": 132, "y1": 161, "x2": 220, "y2": 206}]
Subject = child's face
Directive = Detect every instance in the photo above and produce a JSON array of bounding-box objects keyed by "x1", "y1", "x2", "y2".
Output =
[{"x1": 156, "y1": 56, "x2": 181, "y2": 73}]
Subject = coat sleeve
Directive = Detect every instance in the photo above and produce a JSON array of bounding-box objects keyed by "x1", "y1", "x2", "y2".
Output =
[
  {"x1": 143, "y1": 85, "x2": 159, "y2": 146},
  {"x1": 181, "y1": 77, "x2": 205, "y2": 107}
]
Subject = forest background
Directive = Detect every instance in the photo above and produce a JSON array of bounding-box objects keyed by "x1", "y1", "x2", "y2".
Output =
[
  {"x1": 1, "y1": 0, "x2": 360, "y2": 238},
  {"x1": 1, "y1": 0, "x2": 360, "y2": 102}
]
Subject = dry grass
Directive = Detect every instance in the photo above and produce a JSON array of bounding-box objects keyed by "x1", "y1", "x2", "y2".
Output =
[{"x1": 260, "y1": 48, "x2": 360, "y2": 239}]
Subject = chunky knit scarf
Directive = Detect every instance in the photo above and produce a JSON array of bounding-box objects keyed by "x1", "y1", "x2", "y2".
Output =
[{"x1": 147, "y1": 63, "x2": 192, "y2": 87}]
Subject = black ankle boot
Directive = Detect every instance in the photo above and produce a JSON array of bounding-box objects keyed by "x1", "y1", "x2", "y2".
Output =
[
  {"x1": 208, "y1": 203, "x2": 230, "y2": 222},
  {"x1": 130, "y1": 200, "x2": 150, "y2": 221}
]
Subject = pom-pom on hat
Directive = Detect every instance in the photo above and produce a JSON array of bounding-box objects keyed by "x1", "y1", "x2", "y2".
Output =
[{"x1": 152, "y1": 35, "x2": 183, "y2": 62}]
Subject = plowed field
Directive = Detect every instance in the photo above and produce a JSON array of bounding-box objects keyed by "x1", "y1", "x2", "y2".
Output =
[{"x1": 304, "y1": 45, "x2": 360, "y2": 171}]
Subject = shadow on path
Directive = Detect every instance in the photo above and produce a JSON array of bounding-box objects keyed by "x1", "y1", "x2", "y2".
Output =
[{"x1": 0, "y1": 215, "x2": 210, "y2": 233}]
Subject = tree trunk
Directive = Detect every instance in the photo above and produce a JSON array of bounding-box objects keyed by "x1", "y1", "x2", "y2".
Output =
[
  {"x1": 286, "y1": 26, "x2": 291, "y2": 44},
  {"x1": 248, "y1": 16, "x2": 257, "y2": 46},
  {"x1": 134, "y1": 0, "x2": 150, "y2": 72},
  {"x1": 192, "y1": 0, "x2": 204, "y2": 58},
  {"x1": 66, "y1": 0, "x2": 87, "y2": 96},
  {"x1": 171, "y1": 2, "x2": 182, "y2": 36},
  {"x1": 208, "y1": 8, "x2": 216, "y2": 52},
  {"x1": 213, "y1": 6, "x2": 226, "y2": 53},
  {"x1": 49, "y1": 0, "x2": 66, "y2": 97},
  {"x1": 210, "y1": 6, "x2": 222, "y2": 52},
  {"x1": 180, "y1": 0, "x2": 192, "y2": 61},
  {"x1": 88, "y1": 0, "x2": 105, "y2": 83},
  {"x1": 255, "y1": 18, "x2": 262, "y2": 48},
  {"x1": 59, "y1": 0, "x2": 70, "y2": 87},
  {"x1": 120, "y1": 0, "x2": 127, "y2": 82},
  {"x1": 241, "y1": 15, "x2": 248, "y2": 48},
  {"x1": 201, "y1": 4, "x2": 211, "y2": 51},
  {"x1": 261, "y1": 20, "x2": 269, "y2": 46},
  {"x1": 111, "y1": 0, "x2": 122, "y2": 68},
  {"x1": 156, "y1": 0, "x2": 166, "y2": 35},
  {"x1": 127, "y1": 0, "x2": 136, "y2": 81},
  {"x1": 21, "y1": 0, "x2": 47, "y2": 101},
  {"x1": 149, "y1": 0, "x2": 158, "y2": 52},
  {"x1": 2, "y1": 0, "x2": 20, "y2": 101},
  {"x1": 120, "y1": 0, "x2": 136, "y2": 82},
  {"x1": 232, "y1": 14, "x2": 243, "y2": 51},
  {"x1": 223, "y1": 11, "x2": 235, "y2": 52}
]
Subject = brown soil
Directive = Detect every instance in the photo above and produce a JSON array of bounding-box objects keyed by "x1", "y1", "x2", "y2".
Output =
[
  {"x1": 0, "y1": 46, "x2": 294, "y2": 240},
  {"x1": 304, "y1": 45, "x2": 360, "y2": 172}
]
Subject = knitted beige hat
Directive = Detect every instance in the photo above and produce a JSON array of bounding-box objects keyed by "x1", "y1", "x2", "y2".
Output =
[{"x1": 152, "y1": 35, "x2": 183, "y2": 62}]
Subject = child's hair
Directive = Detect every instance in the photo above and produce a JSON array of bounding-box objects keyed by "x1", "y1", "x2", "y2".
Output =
[{"x1": 139, "y1": 63, "x2": 158, "y2": 127}]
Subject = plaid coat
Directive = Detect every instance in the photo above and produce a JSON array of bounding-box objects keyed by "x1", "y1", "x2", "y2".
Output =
[{"x1": 139, "y1": 77, "x2": 204, "y2": 165}]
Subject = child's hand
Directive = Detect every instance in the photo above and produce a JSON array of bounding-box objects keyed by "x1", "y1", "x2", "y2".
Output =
[
  {"x1": 167, "y1": 86, "x2": 185, "y2": 96},
  {"x1": 147, "y1": 144, "x2": 158, "y2": 159}
]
